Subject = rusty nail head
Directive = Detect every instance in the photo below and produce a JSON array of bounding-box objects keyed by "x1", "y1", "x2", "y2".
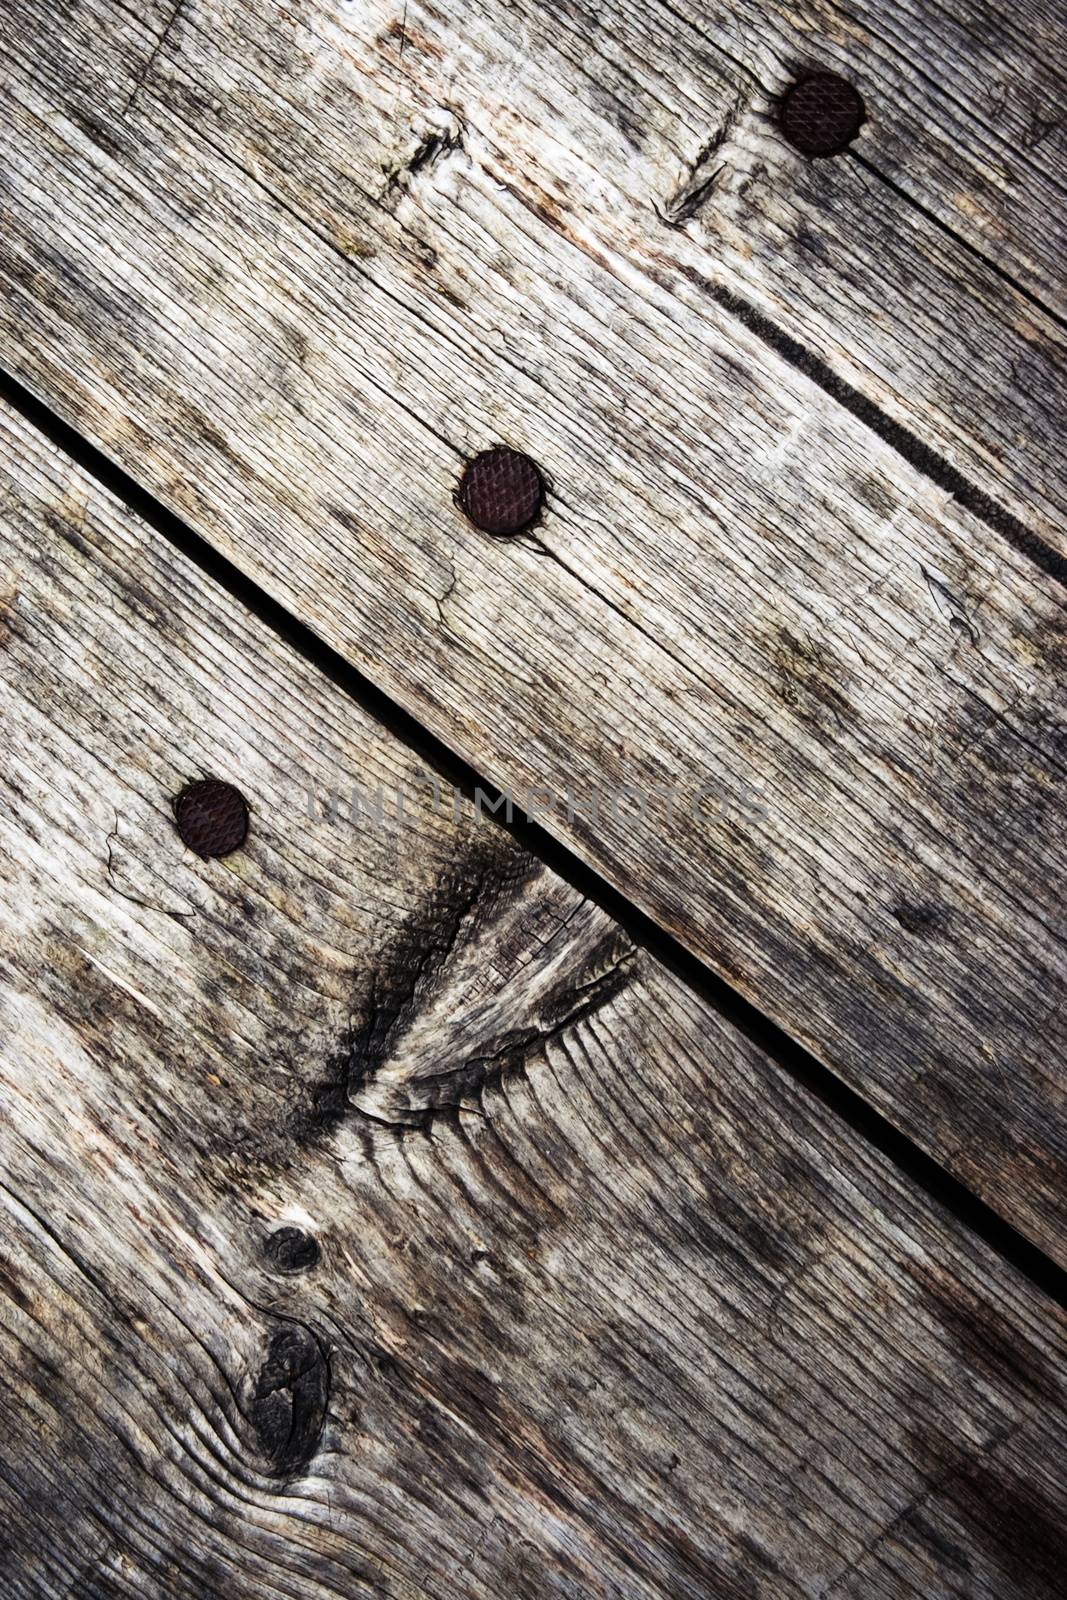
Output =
[
  {"x1": 457, "y1": 446, "x2": 545, "y2": 536},
  {"x1": 779, "y1": 73, "x2": 866, "y2": 157},
  {"x1": 174, "y1": 777, "x2": 249, "y2": 858}
]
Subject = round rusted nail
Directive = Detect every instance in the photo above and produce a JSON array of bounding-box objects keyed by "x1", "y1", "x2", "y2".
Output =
[
  {"x1": 779, "y1": 73, "x2": 865, "y2": 157},
  {"x1": 265, "y1": 1226, "x2": 321, "y2": 1275},
  {"x1": 457, "y1": 446, "x2": 544, "y2": 536},
  {"x1": 173, "y1": 777, "x2": 249, "y2": 859}
]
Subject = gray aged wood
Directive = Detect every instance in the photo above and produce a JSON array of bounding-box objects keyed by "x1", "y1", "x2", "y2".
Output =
[
  {"x1": 149, "y1": 0, "x2": 1067, "y2": 552},
  {"x1": 0, "y1": 0, "x2": 1065, "y2": 1267},
  {"x1": 2, "y1": 398, "x2": 1067, "y2": 1599},
  {"x1": 628, "y1": 0, "x2": 1067, "y2": 317}
]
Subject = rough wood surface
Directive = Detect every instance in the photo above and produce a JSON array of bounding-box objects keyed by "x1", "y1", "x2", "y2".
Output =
[
  {"x1": 144, "y1": 0, "x2": 1067, "y2": 552},
  {"x1": 658, "y1": 0, "x2": 1067, "y2": 309},
  {"x1": 0, "y1": 0, "x2": 1065, "y2": 1261},
  {"x1": 3, "y1": 396, "x2": 1067, "y2": 1599}
]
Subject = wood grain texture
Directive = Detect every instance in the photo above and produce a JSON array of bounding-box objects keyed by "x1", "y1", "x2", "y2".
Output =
[
  {"x1": 651, "y1": 0, "x2": 1067, "y2": 309},
  {"x1": 150, "y1": 0, "x2": 1067, "y2": 554},
  {"x1": 0, "y1": 0, "x2": 1065, "y2": 1261},
  {"x1": 3, "y1": 396, "x2": 1067, "y2": 1599}
]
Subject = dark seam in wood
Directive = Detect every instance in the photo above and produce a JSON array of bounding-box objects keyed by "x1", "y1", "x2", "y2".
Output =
[
  {"x1": 2, "y1": 365, "x2": 1065, "y2": 1314},
  {"x1": 849, "y1": 149, "x2": 1067, "y2": 335},
  {"x1": 167, "y1": 89, "x2": 1064, "y2": 591},
  {"x1": 651, "y1": 0, "x2": 1066, "y2": 328},
  {"x1": 122, "y1": 0, "x2": 185, "y2": 118},
  {"x1": 674, "y1": 265, "x2": 1067, "y2": 589}
]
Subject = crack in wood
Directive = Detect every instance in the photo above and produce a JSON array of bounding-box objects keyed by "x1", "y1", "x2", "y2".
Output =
[
  {"x1": 671, "y1": 261, "x2": 1067, "y2": 588},
  {"x1": 104, "y1": 813, "x2": 193, "y2": 922},
  {"x1": 292, "y1": 842, "x2": 525, "y2": 1141},
  {"x1": 4, "y1": 383, "x2": 1067, "y2": 1593},
  {"x1": 4, "y1": 367, "x2": 1067, "y2": 1305},
  {"x1": 920, "y1": 564, "x2": 981, "y2": 648},
  {"x1": 850, "y1": 150, "x2": 1067, "y2": 337},
  {"x1": 123, "y1": 0, "x2": 185, "y2": 118},
  {"x1": 382, "y1": 114, "x2": 468, "y2": 211},
  {"x1": 659, "y1": 93, "x2": 749, "y2": 225}
]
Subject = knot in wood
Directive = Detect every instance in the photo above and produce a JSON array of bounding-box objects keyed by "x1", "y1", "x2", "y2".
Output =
[
  {"x1": 250, "y1": 1325, "x2": 329, "y2": 1478},
  {"x1": 265, "y1": 1226, "x2": 321, "y2": 1274}
]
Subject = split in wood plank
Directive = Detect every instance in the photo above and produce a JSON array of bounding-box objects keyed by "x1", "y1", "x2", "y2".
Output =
[{"x1": 149, "y1": 0, "x2": 1067, "y2": 556}]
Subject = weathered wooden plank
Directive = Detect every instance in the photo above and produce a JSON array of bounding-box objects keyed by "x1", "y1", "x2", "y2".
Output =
[
  {"x1": 142, "y1": 0, "x2": 1067, "y2": 557},
  {"x1": 651, "y1": 0, "x2": 1067, "y2": 307},
  {"x1": 11, "y1": 0, "x2": 1067, "y2": 558},
  {"x1": 2, "y1": 397, "x2": 1067, "y2": 1598},
  {"x1": 0, "y1": 2, "x2": 1065, "y2": 1260}
]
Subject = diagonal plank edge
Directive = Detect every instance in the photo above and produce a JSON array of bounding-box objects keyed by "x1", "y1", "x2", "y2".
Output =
[
  {"x1": 684, "y1": 270, "x2": 1067, "y2": 589},
  {"x1": 2, "y1": 393, "x2": 1067, "y2": 1598},
  {"x1": 651, "y1": 0, "x2": 1067, "y2": 319},
  {"x1": 0, "y1": 0, "x2": 1064, "y2": 1261},
  {"x1": 4, "y1": 359, "x2": 1065, "y2": 1313}
]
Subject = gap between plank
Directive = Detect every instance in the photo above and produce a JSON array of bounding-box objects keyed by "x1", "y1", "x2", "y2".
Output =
[
  {"x1": 679, "y1": 268, "x2": 1067, "y2": 590},
  {"x1": 849, "y1": 150, "x2": 1067, "y2": 339},
  {"x1": 653, "y1": 3, "x2": 1067, "y2": 339},
  {"x1": 3, "y1": 364, "x2": 1065, "y2": 1314}
]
